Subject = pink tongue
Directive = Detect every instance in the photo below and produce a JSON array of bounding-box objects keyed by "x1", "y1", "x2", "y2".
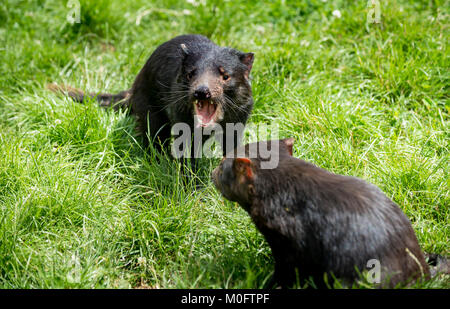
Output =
[{"x1": 197, "y1": 101, "x2": 216, "y2": 126}]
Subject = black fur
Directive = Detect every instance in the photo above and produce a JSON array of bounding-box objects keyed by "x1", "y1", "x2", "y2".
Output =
[
  {"x1": 212, "y1": 139, "x2": 431, "y2": 288},
  {"x1": 50, "y1": 35, "x2": 254, "y2": 170}
]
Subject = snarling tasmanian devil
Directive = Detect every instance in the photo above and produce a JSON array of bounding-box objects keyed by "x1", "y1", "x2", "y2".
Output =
[{"x1": 49, "y1": 34, "x2": 254, "y2": 171}]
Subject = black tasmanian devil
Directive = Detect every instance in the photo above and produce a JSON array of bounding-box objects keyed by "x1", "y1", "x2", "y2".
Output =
[
  {"x1": 212, "y1": 139, "x2": 432, "y2": 288},
  {"x1": 49, "y1": 34, "x2": 254, "y2": 170}
]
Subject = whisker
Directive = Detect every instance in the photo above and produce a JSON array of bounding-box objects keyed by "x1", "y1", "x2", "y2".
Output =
[{"x1": 223, "y1": 93, "x2": 248, "y2": 113}]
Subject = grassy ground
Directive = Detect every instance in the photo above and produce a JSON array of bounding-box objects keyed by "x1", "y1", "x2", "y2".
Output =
[{"x1": 0, "y1": 0, "x2": 448, "y2": 288}]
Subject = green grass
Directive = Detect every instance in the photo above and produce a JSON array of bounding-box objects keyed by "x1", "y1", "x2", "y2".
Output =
[{"x1": 0, "y1": 0, "x2": 449, "y2": 288}]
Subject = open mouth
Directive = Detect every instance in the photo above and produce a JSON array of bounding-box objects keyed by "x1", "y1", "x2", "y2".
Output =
[{"x1": 194, "y1": 99, "x2": 218, "y2": 128}]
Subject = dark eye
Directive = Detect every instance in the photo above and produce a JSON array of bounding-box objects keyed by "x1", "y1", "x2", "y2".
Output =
[
  {"x1": 186, "y1": 69, "x2": 196, "y2": 80},
  {"x1": 219, "y1": 66, "x2": 230, "y2": 81}
]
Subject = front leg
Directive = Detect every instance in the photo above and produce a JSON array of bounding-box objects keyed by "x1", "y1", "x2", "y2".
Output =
[
  {"x1": 177, "y1": 132, "x2": 201, "y2": 186},
  {"x1": 147, "y1": 111, "x2": 171, "y2": 154}
]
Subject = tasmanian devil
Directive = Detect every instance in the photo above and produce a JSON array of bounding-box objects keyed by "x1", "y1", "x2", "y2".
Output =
[
  {"x1": 211, "y1": 138, "x2": 432, "y2": 288},
  {"x1": 49, "y1": 34, "x2": 254, "y2": 170}
]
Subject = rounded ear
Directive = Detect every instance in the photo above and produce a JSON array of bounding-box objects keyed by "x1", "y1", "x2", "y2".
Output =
[
  {"x1": 239, "y1": 52, "x2": 254, "y2": 71},
  {"x1": 239, "y1": 52, "x2": 254, "y2": 79},
  {"x1": 282, "y1": 137, "x2": 295, "y2": 156},
  {"x1": 233, "y1": 157, "x2": 254, "y2": 179},
  {"x1": 239, "y1": 53, "x2": 255, "y2": 73}
]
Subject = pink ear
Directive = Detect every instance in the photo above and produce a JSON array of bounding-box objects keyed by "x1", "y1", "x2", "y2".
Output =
[
  {"x1": 240, "y1": 53, "x2": 254, "y2": 70},
  {"x1": 283, "y1": 137, "x2": 295, "y2": 156},
  {"x1": 240, "y1": 53, "x2": 254, "y2": 79},
  {"x1": 234, "y1": 157, "x2": 253, "y2": 179}
]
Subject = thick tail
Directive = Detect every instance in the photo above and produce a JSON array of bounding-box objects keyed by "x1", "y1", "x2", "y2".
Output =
[
  {"x1": 425, "y1": 253, "x2": 450, "y2": 277},
  {"x1": 47, "y1": 83, "x2": 131, "y2": 111}
]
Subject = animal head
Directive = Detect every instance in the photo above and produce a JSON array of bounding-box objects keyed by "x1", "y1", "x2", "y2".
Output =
[
  {"x1": 212, "y1": 138, "x2": 295, "y2": 208},
  {"x1": 211, "y1": 157, "x2": 256, "y2": 208},
  {"x1": 179, "y1": 43, "x2": 254, "y2": 128}
]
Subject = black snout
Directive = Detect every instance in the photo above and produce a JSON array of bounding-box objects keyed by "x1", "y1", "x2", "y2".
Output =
[{"x1": 194, "y1": 86, "x2": 211, "y2": 100}]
